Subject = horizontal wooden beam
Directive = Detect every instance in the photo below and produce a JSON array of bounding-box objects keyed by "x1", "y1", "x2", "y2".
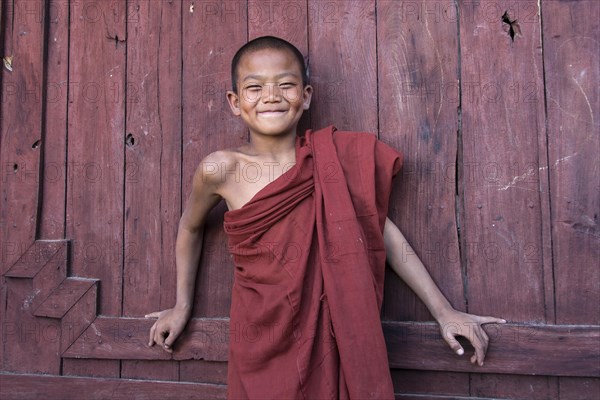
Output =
[
  {"x1": 63, "y1": 317, "x2": 229, "y2": 361},
  {"x1": 0, "y1": 373, "x2": 508, "y2": 400},
  {"x1": 383, "y1": 321, "x2": 600, "y2": 377},
  {"x1": 0, "y1": 373, "x2": 226, "y2": 400},
  {"x1": 62, "y1": 318, "x2": 600, "y2": 377}
]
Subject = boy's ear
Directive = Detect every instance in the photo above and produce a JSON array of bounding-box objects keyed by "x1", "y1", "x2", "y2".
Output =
[
  {"x1": 302, "y1": 85, "x2": 313, "y2": 110},
  {"x1": 226, "y1": 90, "x2": 241, "y2": 116}
]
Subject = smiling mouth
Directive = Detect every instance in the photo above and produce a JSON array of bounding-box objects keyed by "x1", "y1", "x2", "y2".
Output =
[{"x1": 258, "y1": 110, "x2": 287, "y2": 117}]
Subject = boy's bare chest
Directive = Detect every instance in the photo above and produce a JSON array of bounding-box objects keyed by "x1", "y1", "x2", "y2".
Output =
[{"x1": 220, "y1": 159, "x2": 295, "y2": 211}]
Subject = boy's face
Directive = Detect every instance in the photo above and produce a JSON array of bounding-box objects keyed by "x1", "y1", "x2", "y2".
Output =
[{"x1": 226, "y1": 48, "x2": 312, "y2": 138}]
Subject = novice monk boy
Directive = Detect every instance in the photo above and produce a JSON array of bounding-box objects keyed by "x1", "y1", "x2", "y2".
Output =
[{"x1": 146, "y1": 36, "x2": 505, "y2": 399}]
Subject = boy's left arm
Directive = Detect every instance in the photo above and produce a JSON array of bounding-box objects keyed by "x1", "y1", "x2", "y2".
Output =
[{"x1": 383, "y1": 217, "x2": 506, "y2": 366}]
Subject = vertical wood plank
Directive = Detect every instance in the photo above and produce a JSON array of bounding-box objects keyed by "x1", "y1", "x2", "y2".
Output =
[
  {"x1": 542, "y1": 0, "x2": 599, "y2": 326},
  {"x1": 121, "y1": 0, "x2": 183, "y2": 381},
  {"x1": 182, "y1": 0, "x2": 247, "y2": 317},
  {"x1": 38, "y1": 0, "x2": 69, "y2": 239},
  {"x1": 308, "y1": 0, "x2": 377, "y2": 132},
  {"x1": 1, "y1": 0, "x2": 44, "y2": 270},
  {"x1": 248, "y1": 0, "x2": 307, "y2": 55},
  {"x1": 3, "y1": 279, "x2": 62, "y2": 374},
  {"x1": 558, "y1": 377, "x2": 600, "y2": 400},
  {"x1": 470, "y1": 373, "x2": 557, "y2": 400},
  {"x1": 180, "y1": 360, "x2": 228, "y2": 385},
  {"x1": 0, "y1": 0, "x2": 47, "y2": 372},
  {"x1": 120, "y1": 360, "x2": 179, "y2": 381},
  {"x1": 458, "y1": 0, "x2": 547, "y2": 321},
  {"x1": 377, "y1": 0, "x2": 465, "y2": 323},
  {"x1": 123, "y1": 0, "x2": 182, "y2": 317},
  {"x1": 64, "y1": 0, "x2": 127, "y2": 377},
  {"x1": 390, "y1": 370, "x2": 469, "y2": 397}
]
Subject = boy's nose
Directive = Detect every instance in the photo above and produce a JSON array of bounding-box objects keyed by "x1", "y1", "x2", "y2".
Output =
[{"x1": 262, "y1": 84, "x2": 282, "y2": 102}]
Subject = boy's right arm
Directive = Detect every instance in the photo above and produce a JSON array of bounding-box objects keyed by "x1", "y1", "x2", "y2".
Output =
[{"x1": 146, "y1": 153, "x2": 225, "y2": 353}]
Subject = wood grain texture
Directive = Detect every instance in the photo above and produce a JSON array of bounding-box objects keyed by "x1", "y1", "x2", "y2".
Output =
[
  {"x1": 61, "y1": 317, "x2": 600, "y2": 378},
  {"x1": 0, "y1": 0, "x2": 45, "y2": 270},
  {"x1": 63, "y1": 317, "x2": 229, "y2": 362},
  {"x1": 542, "y1": 0, "x2": 600, "y2": 326},
  {"x1": 384, "y1": 321, "x2": 600, "y2": 377},
  {"x1": 0, "y1": 373, "x2": 227, "y2": 400},
  {"x1": 458, "y1": 0, "x2": 547, "y2": 322},
  {"x1": 39, "y1": 0, "x2": 70, "y2": 239},
  {"x1": 377, "y1": 0, "x2": 465, "y2": 325},
  {"x1": 1, "y1": 0, "x2": 47, "y2": 373},
  {"x1": 121, "y1": 0, "x2": 182, "y2": 381},
  {"x1": 390, "y1": 370, "x2": 469, "y2": 397},
  {"x1": 123, "y1": 0, "x2": 182, "y2": 317},
  {"x1": 308, "y1": 0, "x2": 378, "y2": 132},
  {"x1": 64, "y1": 0, "x2": 127, "y2": 378},
  {"x1": 65, "y1": 0, "x2": 125, "y2": 316},
  {"x1": 180, "y1": 360, "x2": 228, "y2": 385},
  {"x1": 182, "y1": 0, "x2": 247, "y2": 318}
]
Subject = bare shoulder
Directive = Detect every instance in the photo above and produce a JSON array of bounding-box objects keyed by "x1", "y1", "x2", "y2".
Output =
[{"x1": 194, "y1": 148, "x2": 245, "y2": 188}]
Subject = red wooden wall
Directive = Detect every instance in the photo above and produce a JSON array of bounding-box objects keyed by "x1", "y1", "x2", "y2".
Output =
[{"x1": 1, "y1": 1, "x2": 598, "y2": 399}]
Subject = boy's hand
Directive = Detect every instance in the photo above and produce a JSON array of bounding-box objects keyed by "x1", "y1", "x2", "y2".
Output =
[
  {"x1": 146, "y1": 308, "x2": 191, "y2": 353},
  {"x1": 436, "y1": 309, "x2": 506, "y2": 366}
]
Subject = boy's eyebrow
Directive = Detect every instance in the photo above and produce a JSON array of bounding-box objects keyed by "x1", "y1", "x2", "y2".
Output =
[{"x1": 242, "y1": 72, "x2": 299, "y2": 82}]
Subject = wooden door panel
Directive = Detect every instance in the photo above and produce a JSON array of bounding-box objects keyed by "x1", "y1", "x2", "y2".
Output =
[{"x1": 1, "y1": 1, "x2": 598, "y2": 398}]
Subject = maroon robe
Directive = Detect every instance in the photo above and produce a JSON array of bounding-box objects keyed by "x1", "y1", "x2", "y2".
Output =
[{"x1": 223, "y1": 126, "x2": 403, "y2": 399}]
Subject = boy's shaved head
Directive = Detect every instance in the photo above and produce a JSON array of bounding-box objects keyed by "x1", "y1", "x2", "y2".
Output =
[{"x1": 231, "y1": 36, "x2": 308, "y2": 93}]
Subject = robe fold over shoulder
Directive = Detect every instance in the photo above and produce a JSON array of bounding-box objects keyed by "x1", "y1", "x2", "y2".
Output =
[{"x1": 223, "y1": 125, "x2": 403, "y2": 399}]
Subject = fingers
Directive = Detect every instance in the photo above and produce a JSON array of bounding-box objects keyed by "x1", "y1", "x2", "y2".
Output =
[
  {"x1": 470, "y1": 326, "x2": 490, "y2": 366},
  {"x1": 154, "y1": 326, "x2": 173, "y2": 353},
  {"x1": 145, "y1": 311, "x2": 161, "y2": 318},
  {"x1": 148, "y1": 321, "x2": 157, "y2": 347},
  {"x1": 164, "y1": 328, "x2": 181, "y2": 351},
  {"x1": 442, "y1": 327, "x2": 465, "y2": 356},
  {"x1": 477, "y1": 316, "x2": 507, "y2": 325}
]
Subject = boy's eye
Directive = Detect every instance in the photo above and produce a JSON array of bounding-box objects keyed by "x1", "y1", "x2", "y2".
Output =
[
  {"x1": 280, "y1": 82, "x2": 295, "y2": 88},
  {"x1": 246, "y1": 85, "x2": 261, "y2": 90}
]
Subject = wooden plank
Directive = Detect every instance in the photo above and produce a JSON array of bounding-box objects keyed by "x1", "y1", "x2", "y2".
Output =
[
  {"x1": 0, "y1": 373, "x2": 227, "y2": 400},
  {"x1": 0, "y1": 0, "x2": 47, "y2": 374},
  {"x1": 123, "y1": 0, "x2": 182, "y2": 316},
  {"x1": 34, "y1": 278, "x2": 96, "y2": 319},
  {"x1": 390, "y1": 370, "x2": 469, "y2": 397},
  {"x1": 62, "y1": 359, "x2": 123, "y2": 379},
  {"x1": 39, "y1": 0, "x2": 70, "y2": 239},
  {"x1": 458, "y1": 0, "x2": 547, "y2": 322},
  {"x1": 182, "y1": 0, "x2": 247, "y2": 317},
  {"x1": 248, "y1": 0, "x2": 310, "y2": 135},
  {"x1": 63, "y1": 317, "x2": 229, "y2": 362},
  {"x1": 3, "y1": 279, "x2": 61, "y2": 374},
  {"x1": 64, "y1": 0, "x2": 127, "y2": 378},
  {"x1": 180, "y1": 360, "x2": 228, "y2": 385},
  {"x1": 4, "y1": 240, "x2": 64, "y2": 278},
  {"x1": 120, "y1": 360, "x2": 179, "y2": 382},
  {"x1": 384, "y1": 321, "x2": 600, "y2": 377},
  {"x1": 61, "y1": 318, "x2": 600, "y2": 377},
  {"x1": 66, "y1": 0, "x2": 125, "y2": 315},
  {"x1": 308, "y1": 0, "x2": 377, "y2": 132},
  {"x1": 121, "y1": 0, "x2": 183, "y2": 380},
  {"x1": 59, "y1": 282, "x2": 97, "y2": 354},
  {"x1": 395, "y1": 395, "x2": 508, "y2": 400},
  {"x1": 377, "y1": 0, "x2": 465, "y2": 323},
  {"x1": 558, "y1": 377, "x2": 600, "y2": 400},
  {"x1": 0, "y1": 0, "x2": 45, "y2": 271},
  {"x1": 30, "y1": 241, "x2": 68, "y2": 311},
  {"x1": 542, "y1": 0, "x2": 600, "y2": 326},
  {"x1": 469, "y1": 373, "x2": 557, "y2": 399}
]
